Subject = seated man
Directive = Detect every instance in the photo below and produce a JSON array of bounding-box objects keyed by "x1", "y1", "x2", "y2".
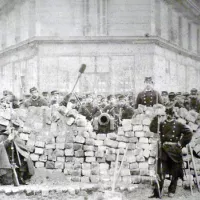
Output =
[
  {"x1": 24, "y1": 87, "x2": 48, "y2": 107},
  {"x1": 0, "y1": 120, "x2": 34, "y2": 185}
]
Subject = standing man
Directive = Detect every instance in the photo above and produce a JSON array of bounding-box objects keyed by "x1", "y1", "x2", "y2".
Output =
[
  {"x1": 24, "y1": 87, "x2": 48, "y2": 107},
  {"x1": 78, "y1": 93, "x2": 101, "y2": 121},
  {"x1": 149, "y1": 106, "x2": 192, "y2": 198},
  {"x1": 189, "y1": 88, "x2": 200, "y2": 113},
  {"x1": 135, "y1": 77, "x2": 162, "y2": 109}
]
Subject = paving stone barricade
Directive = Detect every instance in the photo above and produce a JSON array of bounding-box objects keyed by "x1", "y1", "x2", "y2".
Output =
[{"x1": 1, "y1": 104, "x2": 200, "y2": 185}]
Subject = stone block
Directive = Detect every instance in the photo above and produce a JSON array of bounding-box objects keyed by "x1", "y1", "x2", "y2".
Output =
[
  {"x1": 118, "y1": 127, "x2": 125, "y2": 136},
  {"x1": 57, "y1": 157, "x2": 65, "y2": 162},
  {"x1": 75, "y1": 150, "x2": 84, "y2": 157},
  {"x1": 35, "y1": 141, "x2": 45, "y2": 148},
  {"x1": 129, "y1": 137, "x2": 138, "y2": 143},
  {"x1": 122, "y1": 176, "x2": 132, "y2": 184},
  {"x1": 35, "y1": 147, "x2": 44, "y2": 155},
  {"x1": 85, "y1": 157, "x2": 96, "y2": 163},
  {"x1": 97, "y1": 134, "x2": 107, "y2": 140},
  {"x1": 130, "y1": 163, "x2": 139, "y2": 169},
  {"x1": 81, "y1": 176, "x2": 90, "y2": 183},
  {"x1": 95, "y1": 150, "x2": 104, "y2": 158},
  {"x1": 144, "y1": 132, "x2": 154, "y2": 138},
  {"x1": 133, "y1": 125, "x2": 143, "y2": 131},
  {"x1": 139, "y1": 137, "x2": 149, "y2": 144},
  {"x1": 85, "y1": 138, "x2": 95, "y2": 145},
  {"x1": 143, "y1": 149, "x2": 150, "y2": 158},
  {"x1": 105, "y1": 154, "x2": 116, "y2": 161},
  {"x1": 139, "y1": 162, "x2": 149, "y2": 169},
  {"x1": 39, "y1": 155, "x2": 47, "y2": 162},
  {"x1": 94, "y1": 140, "x2": 103, "y2": 146},
  {"x1": 82, "y1": 169, "x2": 91, "y2": 176},
  {"x1": 148, "y1": 157, "x2": 155, "y2": 165},
  {"x1": 30, "y1": 154, "x2": 39, "y2": 161},
  {"x1": 126, "y1": 154, "x2": 136, "y2": 163},
  {"x1": 100, "y1": 163, "x2": 109, "y2": 170},
  {"x1": 140, "y1": 169, "x2": 149, "y2": 176},
  {"x1": 136, "y1": 155, "x2": 145, "y2": 162},
  {"x1": 135, "y1": 131, "x2": 145, "y2": 137},
  {"x1": 55, "y1": 161, "x2": 64, "y2": 169},
  {"x1": 118, "y1": 142, "x2": 127, "y2": 148},
  {"x1": 128, "y1": 143, "x2": 136, "y2": 150},
  {"x1": 73, "y1": 143, "x2": 82, "y2": 151},
  {"x1": 89, "y1": 132, "x2": 97, "y2": 139},
  {"x1": 125, "y1": 131, "x2": 135, "y2": 138},
  {"x1": 65, "y1": 143, "x2": 73, "y2": 149},
  {"x1": 84, "y1": 145, "x2": 95, "y2": 151},
  {"x1": 56, "y1": 143, "x2": 65, "y2": 149},
  {"x1": 142, "y1": 118, "x2": 151, "y2": 126},
  {"x1": 143, "y1": 126, "x2": 150, "y2": 132},
  {"x1": 46, "y1": 161, "x2": 55, "y2": 169},
  {"x1": 104, "y1": 139, "x2": 118, "y2": 148},
  {"x1": 130, "y1": 169, "x2": 140, "y2": 176},
  {"x1": 65, "y1": 149, "x2": 74, "y2": 156},
  {"x1": 116, "y1": 136, "x2": 128, "y2": 142},
  {"x1": 20, "y1": 133, "x2": 29, "y2": 141},
  {"x1": 122, "y1": 119, "x2": 133, "y2": 131},
  {"x1": 35, "y1": 162, "x2": 44, "y2": 168},
  {"x1": 75, "y1": 136, "x2": 85, "y2": 144},
  {"x1": 65, "y1": 163, "x2": 74, "y2": 169},
  {"x1": 136, "y1": 143, "x2": 150, "y2": 150},
  {"x1": 45, "y1": 143, "x2": 56, "y2": 149},
  {"x1": 65, "y1": 157, "x2": 74, "y2": 162},
  {"x1": 107, "y1": 132, "x2": 117, "y2": 140},
  {"x1": 90, "y1": 175, "x2": 100, "y2": 183},
  {"x1": 85, "y1": 151, "x2": 94, "y2": 157}
]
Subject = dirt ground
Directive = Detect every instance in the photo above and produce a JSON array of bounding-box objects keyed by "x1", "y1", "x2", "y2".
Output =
[{"x1": 0, "y1": 184, "x2": 199, "y2": 200}]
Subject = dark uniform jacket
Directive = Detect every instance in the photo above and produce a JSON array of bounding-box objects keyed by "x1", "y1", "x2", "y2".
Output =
[
  {"x1": 117, "y1": 105, "x2": 134, "y2": 120},
  {"x1": 189, "y1": 97, "x2": 200, "y2": 112},
  {"x1": 0, "y1": 133, "x2": 35, "y2": 179},
  {"x1": 102, "y1": 104, "x2": 120, "y2": 118},
  {"x1": 78, "y1": 103, "x2": 101, "y2": 121},
  {"x1": 150, "y1": 117, "x2": 192, "y2": 163},
  {"x1": 135, "y1": 89, "x2": 162, "y2": 109},
  {"x1": 24, "y1": 96, "x2": 48, "y2": 107}
]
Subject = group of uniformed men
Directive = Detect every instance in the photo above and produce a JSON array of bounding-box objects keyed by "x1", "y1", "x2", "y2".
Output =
[{"x1": 0, "y1": 77, "x2": 199, "y2": 198}]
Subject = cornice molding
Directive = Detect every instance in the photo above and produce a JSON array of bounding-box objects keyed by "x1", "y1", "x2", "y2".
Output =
[{"x1": 0, "y1": 36, "x2": 200, "y2": 61}]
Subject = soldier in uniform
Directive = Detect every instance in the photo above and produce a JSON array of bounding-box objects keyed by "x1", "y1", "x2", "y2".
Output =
[
  {"x1": 50, "y1": 90, "x2": 60, "y2": 106},
  {"x1": 117, "y1": 95, "x2": 134, "y2": 120},
  {"x1": 24, "y1": 87, "x2": 48, "y2": 107},
  {"x1": 168, "y1": 92, "x2": 184, "y2": 108},
  {"x1": 78, "y1": 94, "x2": 101, "y2": 121},
  {"x1": 42, "y1": 91, "x2": 50, "y2": 104},
  {"x1": 0, "y1": 119, "x2": 34, "y2": 185},
  {"x1": 183, "y1": 92, "x2": 190, "y2": 110},
  {"x1": 188, "y1": 88, "x2": 200, "y2": 113},
  {"x1": 1, "y1": 91, "x2": 19, "y2": 109},
  {"x1": 135, "y1": 77, "x2": 162, "y2": 109},
  {"x1": 161, "y1": 91, "x2": 169, "y2": 106},
  {"x1": 149, "y1": 106, "x2": 192, "y2": 198}
]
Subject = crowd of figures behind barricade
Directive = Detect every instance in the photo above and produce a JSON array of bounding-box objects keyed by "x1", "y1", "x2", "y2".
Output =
[{"x1": 1, "y1": 86, "x2": 200, "y2": 120}]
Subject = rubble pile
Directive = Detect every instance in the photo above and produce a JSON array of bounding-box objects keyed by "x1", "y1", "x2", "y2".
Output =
[{"x1": 0, "y1": 105, "x2": 200, "y2": 184}]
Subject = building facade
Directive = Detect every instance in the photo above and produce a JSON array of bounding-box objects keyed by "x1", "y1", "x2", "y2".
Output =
[{"x1": 0, "y1": 0, "x2": 200, "y2": 97}]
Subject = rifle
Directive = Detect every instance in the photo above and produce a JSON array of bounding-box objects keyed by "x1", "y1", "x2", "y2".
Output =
[{"x1": 11, "y1": 139, "x2": 20, "y2": 186}]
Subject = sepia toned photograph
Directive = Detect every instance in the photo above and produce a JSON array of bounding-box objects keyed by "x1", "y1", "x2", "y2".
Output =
[{"x1": 0, "y1": 0, "x2": 200, "y2": 199}]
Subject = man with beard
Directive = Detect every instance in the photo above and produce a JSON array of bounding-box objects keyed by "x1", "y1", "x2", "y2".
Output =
[
  {"x1": 149, "y1": 105, "x2": 192, "y2": 198},
  {"x1": 135, "y1": 77, "x2": 162, "y2": 109},
  {"x1": 78, "y1": 93, "x2": 101, "y2": 121},
  {"x1": 24, "y1": 87, "x2": 48, "y2": 107},
  {"x1": 168, "y1": 92, "x2": 184, "y2": 108}
]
